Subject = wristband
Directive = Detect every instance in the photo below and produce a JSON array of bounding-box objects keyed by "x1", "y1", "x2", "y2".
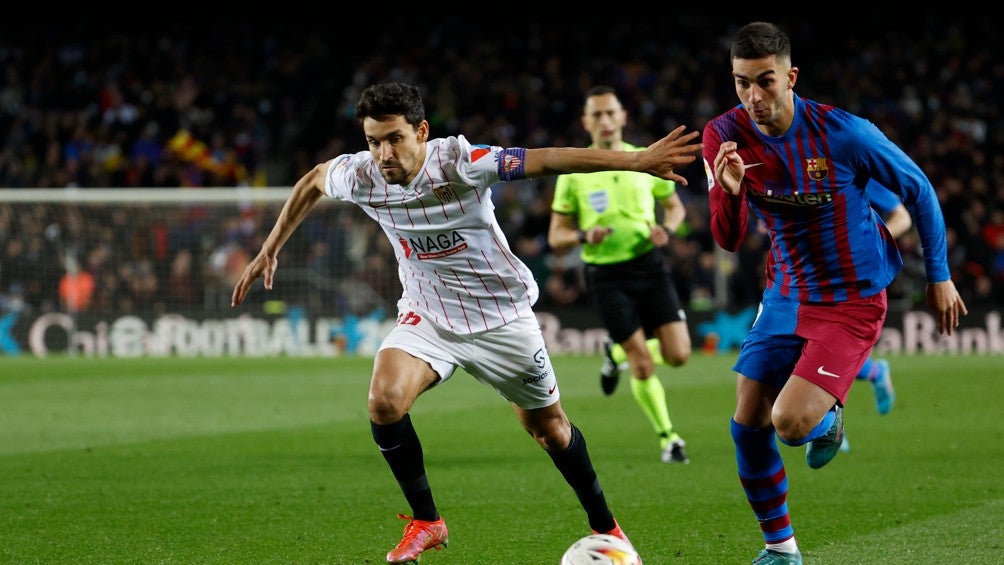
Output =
[
  {"x1": 578, "y1": 230, "x2": 587, "y2": 244},
  {"x1": 662, "y1": 225, "x2": 673, "y2": 238},
  {"x1": 497, "y1": 147, "x2": 527, "y2": 181}
]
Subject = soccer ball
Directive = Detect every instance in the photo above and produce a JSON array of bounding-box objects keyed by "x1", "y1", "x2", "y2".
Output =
[{"x1": 560, "y1": 533, "x2": 641, "y2": 565}]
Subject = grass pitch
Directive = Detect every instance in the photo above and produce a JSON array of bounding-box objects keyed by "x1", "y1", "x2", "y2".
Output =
[{"x1": 0, "y1": 353, "x2": 1001, "y2": 564}]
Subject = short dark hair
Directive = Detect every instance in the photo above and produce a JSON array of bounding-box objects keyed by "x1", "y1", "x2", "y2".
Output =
[
  {"x1": 583, "y1": 85, "x2": 620, "y2": 114},
  {"x1": 730, "y1": 21, "x2": 791, "y2": 61},
  {"x1": 355, "y1": 82, "x2": 426, "y2": 126},
  {"x1": 585, "y1": 85, "x2": 617, "y2": 100}
]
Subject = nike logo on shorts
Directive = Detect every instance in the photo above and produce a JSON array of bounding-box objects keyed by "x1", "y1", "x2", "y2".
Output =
[
  {"x1": 816, "y1": 366, "x2": 840, "y2": 378},
  {"x1": 548, "y1": 383, "x2": 557, "y2": 395}
]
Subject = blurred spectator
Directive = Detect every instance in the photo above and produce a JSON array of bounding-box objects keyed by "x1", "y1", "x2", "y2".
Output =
[
  {"x1": 58, "y1": 256, "x2": 94, "y2": 312},
  {"x1": 542, "y1": 251, "x2": 587, "y2": 308},
  {"x1": 166, "y1": 248, "x2": 200, "y2": 307}
]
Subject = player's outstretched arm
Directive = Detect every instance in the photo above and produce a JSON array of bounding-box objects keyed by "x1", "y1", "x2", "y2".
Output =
[
  {"x1": 231, "y1": 162, "x2": 327, "y2": 307},
  {"x1": 524, "y1": 125, "x2": 701, "y2": 184},
  {"x1": 640, "y1": 126, "x2": 703, "y2": 184}
]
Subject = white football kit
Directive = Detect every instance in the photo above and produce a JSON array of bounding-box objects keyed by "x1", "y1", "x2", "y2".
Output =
[{"x1": 323, "y1": 135, "x2": 559, "y2": 409}]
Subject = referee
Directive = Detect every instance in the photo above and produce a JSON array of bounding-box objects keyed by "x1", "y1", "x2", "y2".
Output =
[{"x1": 548, "y1": 85, "x2": 693, "y2": 464}]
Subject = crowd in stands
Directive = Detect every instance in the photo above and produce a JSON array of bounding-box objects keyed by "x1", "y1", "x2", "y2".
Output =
[{"x1": 0, "y1": 17, "x2": 1000, "y2": 318}]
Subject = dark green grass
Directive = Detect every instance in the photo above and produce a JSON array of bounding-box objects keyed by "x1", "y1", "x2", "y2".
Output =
[{"x1": 1, "y1": 353, "x2": 1001, "y2": 564}]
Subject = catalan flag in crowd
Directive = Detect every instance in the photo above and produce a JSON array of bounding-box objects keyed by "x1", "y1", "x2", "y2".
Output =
[{"x1": 166, "y1": 129, "x2": 249, "y2": 184}]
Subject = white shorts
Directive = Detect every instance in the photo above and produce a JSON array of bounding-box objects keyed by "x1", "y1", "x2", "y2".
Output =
[{"x1": 378, "y1": 312, "x2": 560, "y2": 410}]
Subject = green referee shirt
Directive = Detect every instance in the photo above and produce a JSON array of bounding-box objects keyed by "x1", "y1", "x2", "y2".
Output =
[{"x1": 552, "y1": 142, "x2": 677, "y2": 265}]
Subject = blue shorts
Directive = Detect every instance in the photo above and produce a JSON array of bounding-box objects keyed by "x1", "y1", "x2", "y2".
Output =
[{"x1": 734, "y1": 290, "x2": 887, "y2": 404}]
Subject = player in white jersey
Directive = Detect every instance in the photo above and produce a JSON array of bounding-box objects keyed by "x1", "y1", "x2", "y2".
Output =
[{"x1": 230, "y1": 82, "x2": 701, "y2": 564}]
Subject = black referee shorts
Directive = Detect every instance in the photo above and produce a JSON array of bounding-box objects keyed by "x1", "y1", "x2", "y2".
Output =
[{"x1": 585, "y1": 249, "x2": 685, "y2": 344}]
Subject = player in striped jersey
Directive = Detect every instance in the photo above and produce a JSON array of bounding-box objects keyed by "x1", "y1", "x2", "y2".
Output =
[
  {"x1": 702, "y1": 22, "x2": 967, "y2": 565},
  {"x1": 231, "y1": 82, "x2": 701, "y2": 564}
]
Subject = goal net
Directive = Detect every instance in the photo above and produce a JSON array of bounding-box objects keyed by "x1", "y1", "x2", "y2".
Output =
[{"x1": 0, "y1": 188, "x2": 402, "y2": 358}]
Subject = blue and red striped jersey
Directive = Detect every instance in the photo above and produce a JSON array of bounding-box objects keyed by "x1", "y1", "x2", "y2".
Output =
[{"x1": 702, "y1": 94, "x2": 949, "y2": 304}]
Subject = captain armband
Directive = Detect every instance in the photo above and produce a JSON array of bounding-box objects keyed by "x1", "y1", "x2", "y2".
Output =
[{"x1": 497, "y1": 147, "x2": 527, "y2": 181}]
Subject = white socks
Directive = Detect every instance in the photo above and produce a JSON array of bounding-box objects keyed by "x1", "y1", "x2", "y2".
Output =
[{"x1": 766, "y1": 538, "x2": 799, "y2": 554}]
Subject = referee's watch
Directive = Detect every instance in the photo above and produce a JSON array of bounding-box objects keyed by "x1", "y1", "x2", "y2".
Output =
[{"x1": 577, "y1": 230, "x2": 587, "y2": 244}]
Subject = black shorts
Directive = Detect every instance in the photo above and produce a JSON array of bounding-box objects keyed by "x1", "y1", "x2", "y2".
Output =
[{"x1": 585, "y1": 250, "x2": 685, "y2": 343}]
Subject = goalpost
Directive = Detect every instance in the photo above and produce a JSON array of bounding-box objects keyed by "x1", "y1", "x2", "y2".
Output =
[{"x1": 0, "y1": 188, "x2": 401, "y2": 358}]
